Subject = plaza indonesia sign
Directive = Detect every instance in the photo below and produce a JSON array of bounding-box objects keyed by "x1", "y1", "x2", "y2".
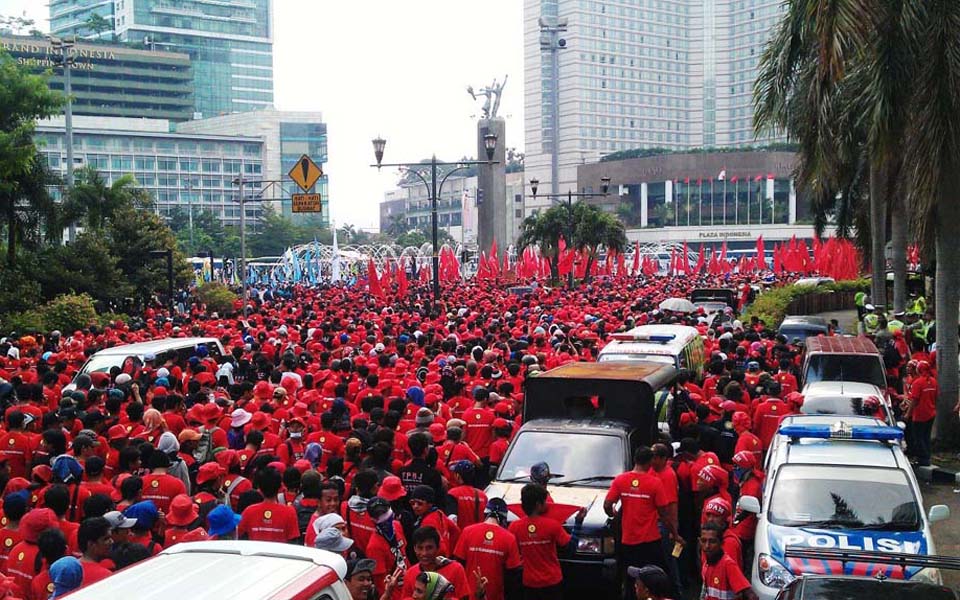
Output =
[
  {"x1": 697, "y1": 230, "x2": 754, "y2": 239},
  {"x1": 0, "y1": 39, "x2": 117, "y2": 71}
]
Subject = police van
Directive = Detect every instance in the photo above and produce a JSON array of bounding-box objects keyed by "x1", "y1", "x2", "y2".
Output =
[
  {"x1": 598, "y1": 325, "x2": 705, "y2": 381},
  {"x1": 740, "y1": 415, "x2": 950, "y2": 600}
]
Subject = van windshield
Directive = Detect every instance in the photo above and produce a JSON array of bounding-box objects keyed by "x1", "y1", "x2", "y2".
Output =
[
  {"x1": 804, "y1": 355, "x2": 886, "y2": 388},
  {"x1": 80, "y1": 355, "x2": 127, "y2": 375}
]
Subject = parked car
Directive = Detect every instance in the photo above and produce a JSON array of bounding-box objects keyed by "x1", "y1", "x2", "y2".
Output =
[
  {"x1": 63, "y1": 541, "x2": 351, "y2": 600},
  {"x1": 778, "y1": 315, "x2": 830, "y2": 343}
]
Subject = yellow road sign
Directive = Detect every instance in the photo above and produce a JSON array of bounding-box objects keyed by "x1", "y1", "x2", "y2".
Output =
[
  {"x1": 292, "y1": 193, "x2": 322, "y2": 213},
  {"x1": 288, "y1": 154, "x2": 323, "y2": 192}
]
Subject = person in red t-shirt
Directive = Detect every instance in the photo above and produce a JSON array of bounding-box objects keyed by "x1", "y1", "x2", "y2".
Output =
[
  {"x1": 445, "y1": 461, "x2": 488, "y2": 530},
  {"x1": 907, "y1": 361, "x2": 938, "y2": 466},
  {"x1": 140, "y1": 453, "x2": 186, "y2": 514},
  {"x1": 604, "y1": 446, "x2": 681, "y2": 598},
  {"x1": 453, "y1": 498, "x2": 522, "y2": 600},
  {"x1": 0, "y1": 491, "x2": 27, "y2": 573},
  {"x1": 0, "y1": 411, "x2": 32, "y2": 479},
  {"x1": 410, "y1": 485, "x2": 459, "y2": 557},
  {"x1": 237, "y1": 468, "x2": 299, "y2": 543},
  {"x1": 402, "y1": 526, "x2": 470, "y2": 600},
  {"x1": 731, "y1": 412, "x2": 762, "y2": 466},
  {"x1": 364, "y1": 497, "x2": 409, "y2": 600},
  {"x1": 462, "y1": 389, "x2": 495, "y2": 461},
  {"x1": 77, "y1": 516, "x2": 114, "y2": 587},
  {"x1": 699, "y1": 523, "x2": 757, "y2": 600},
  {"x1": 7, "y1": 507, "x2": 59, "y2": 598},
  {"x1": 751, "y1": 382, "x2": 786, "y2": 450},
  {"x1": 508, "y1": 484, "x2": 582, "y2": 600}
]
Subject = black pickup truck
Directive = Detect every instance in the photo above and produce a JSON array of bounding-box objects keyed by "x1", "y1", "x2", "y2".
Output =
[{"x1": 484, "y1": 361, "x2": 676, "y2": 592}]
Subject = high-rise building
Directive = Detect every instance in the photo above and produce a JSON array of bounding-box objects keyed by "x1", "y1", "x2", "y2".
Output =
[
  {"x1": 523, "y1": 0, "x2": 786, "y2": 211},
  {"x1": 50, "y1": 0, "x2": 274, "y2": 118},
  {"x1": 36, "y1": 115, "x2": 265, "y2": 230},
  {"x1": 1, "y1": 34, "x2": 194, "y2": 121}
]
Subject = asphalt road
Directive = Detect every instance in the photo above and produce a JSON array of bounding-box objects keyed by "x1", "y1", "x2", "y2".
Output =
[{"x1": 925, "y1": 478, "x2": 960, "y2": 589}]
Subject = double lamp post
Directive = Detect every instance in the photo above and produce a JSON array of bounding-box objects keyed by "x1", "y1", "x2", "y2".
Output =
[
  {"x1": 371, "y1": 134, "x2": 499, "y2": 301},
  {"x1": 526, "y1": 176, "x2": 611, "y2": 289}
]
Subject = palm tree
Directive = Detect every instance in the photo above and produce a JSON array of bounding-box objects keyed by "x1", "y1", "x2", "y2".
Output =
[
  {"x1": 758, "y1": 0, "x2": 960, "y2": 438},
  {"x1": 63, "y1": 167, "x2": 142, "y2": 232},
  {"x1": 517, "y1": 206, "x2": 569, "y2": 283},
  {"x1": 573, "y1": 204, "x2": 627, "y2": 281},
  {"x1": 0, "y1": 153, "x2": 61, "y2": 266},
  {"x1": 338, "y1": 223, "x2": 357, "y2": 244},
  {"x1": 902, "y1": 0, "x2": 960, "y2": 441}
]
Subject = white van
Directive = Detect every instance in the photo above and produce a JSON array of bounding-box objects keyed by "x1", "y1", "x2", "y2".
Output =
[
  {"x1": 598, "y1": 324, "x2": 706, "y2": 380},
  {"x1": 65, "y1": 337, "x2": 225, "y2": 391},
  {"x1": 64, "y1": 541, "x2": 351, "y2": 600}
]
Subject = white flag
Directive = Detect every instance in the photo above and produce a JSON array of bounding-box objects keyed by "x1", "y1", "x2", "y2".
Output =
[
  {"x1": 331, "y1": 221, "x2": 341, "y2": 282},
  {"x1": 717, "y1": 169, "x2": 726, "y2": 181}
]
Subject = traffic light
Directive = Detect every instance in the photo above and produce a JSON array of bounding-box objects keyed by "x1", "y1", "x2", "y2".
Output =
[{"x1": 477, "y1": 188, "x2": 484, "y2": 205}]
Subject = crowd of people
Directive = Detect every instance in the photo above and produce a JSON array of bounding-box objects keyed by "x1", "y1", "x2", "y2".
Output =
[{"x1": 0, "y1": 271, "x2": 935, "y2": 600}]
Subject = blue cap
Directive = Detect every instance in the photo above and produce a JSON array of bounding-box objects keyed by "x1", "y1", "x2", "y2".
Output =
[
  {"x1": 123, "y1": 500, "x2": 159, "y2": 529},
  {"x1": 52, "y1": 455, "x2": 83, "y2": 484},
  {"x1": 450, "y1": 460, "x2": 475, "y2": 475},
  {"x1": 406, "y1": 386, "x2": 425, "y2": 407},
  {"x1": 195, "y1": 344, "x2": 208, "y2": 357},
  {"x1": 49, "y1": 556, "x2": 83, "y2": 598},
  {"x1": 154, "y1": 377, "x2": 169, "y2": 388},
  {"x1": 206, "y1": 504, "x2": 241, "y2": 537}
]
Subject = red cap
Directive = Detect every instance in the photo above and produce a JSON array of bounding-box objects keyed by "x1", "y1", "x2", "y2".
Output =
[
  {"x1": 20, "y1": 508, "x2": 58, "y2": 543},
  {"x1": 494, "y1": 402, "x2": 512, "y2": 416},
  {"x1": 197, "y1": 462, "x2": 225, "y2": 485},
  {"x1": 379, "y1": 476, "x2": 406, "y2": 501},
  {"x1": 428, "y1": 422, "x2": 446, "y2": 444},
  {"x1": 704, "y1": 496, "x2": 732, "y2": 518},
  {"x1": 202, "y1": 402, "x2": 221, "y2": 423},
  {"x1": 293, "y1": 459, "x2": 312, "y2": 473},
  {"x1": 167, "y1": 494, "x2": 199, "y2": 526},
  {"x1": 108, "y1": 424, "x2": 129, "y2": 441},
  {"x1": 492, "y1": 418, "x2": 510, "y2": 429},
  {"x1": 250, "y1": 412, "x2": 270, "y2": 430}
]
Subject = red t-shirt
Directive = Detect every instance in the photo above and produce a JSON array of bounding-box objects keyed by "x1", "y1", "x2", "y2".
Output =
[
  {"x1": 910, "y1": 375, "x2": 938, "y2": 422},
  {"x1": 447, "y1": 485, "x2": 488, "y2": 529},
  {"x1": 605, "y1": 471, "x2": 668, "y2": 544},
  {"x1": 141, "y1": 473, "x2": 187, "y2": 514},
  {"x1": 461, "y1": 407, "x2": 495, "y2": 458},
  {"x1": 82, "y1": 480, "x2": 117, "y2": 500},
  {"x1": 81, "y1": 559, "x2": 113, "y2": 586},
  {"x1": 489, "y1": 438, "x2": 509, "y2": 466},
  {"x1": 31, "y1": 568, "x2": 54, "y2": 600},
  {"x1": 238, "y1": 500, "x2": 300, "y2": 542},
  {"x1": 752, "y1": 399, "x2": 787, "y2": 449},
  {"x1": 223, "y1": 475, "x2": 253, "y2": 512},
  {"x1": 420, "y1": 509, "x2": 460, "y2": 557},
  {"x1": 649, "y1": 465, "x2": 679, "y2": 505},
  {"x1": 701, "y1": 553, "x2": 751, "y2": 600},
  {"x1": 0, "y1": 525, "x2": 22, "y2": 573},
  {"x1": 0, "y1": 431, "x2": 32, "y2": 479},
  {"x1": 508, "y1": 515, "x2": 570, "y2": 588},
  {"x1": 6, "y1": 540, "x2": 41, "y2": 597},
  {"x1": 454, "y1": 522, "x2": 521, "y2": 600},
  {"x1": 340, "y1": 500, "x2": 376, "y2": 552},
  {"x1": 401, "y1": 560, "x2": 470, "y2": 600},
  {"x1": 733, "y1": 431, "x2": 763, "y2": 464}
]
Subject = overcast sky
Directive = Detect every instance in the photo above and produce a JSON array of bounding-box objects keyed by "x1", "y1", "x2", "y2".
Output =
[{"x1": 0, "y1": 0, "x2": 525, "y2": 230}]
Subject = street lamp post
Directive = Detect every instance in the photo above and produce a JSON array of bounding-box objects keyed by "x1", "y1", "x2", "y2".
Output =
[
  {"x1": 372, "y1": 134, "x2": 499, "y2": 302},
  {"x1": 183, "y1": 180, "x2": 195, "y2": 250},
  {"x1": 527, "y1": 176, "x2": 611, "y2": 289},
  {"x1": 49, "y1": 35, "x2": 77, "y2": 241},
  {"x1": 539, "y1": 16, "x2": 568, "y2": 197},
  {"x1": 231, "y1": 176, "x2": 248, "y2": 305}
]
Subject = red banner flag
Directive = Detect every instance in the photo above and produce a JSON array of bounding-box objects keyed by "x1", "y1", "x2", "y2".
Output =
[
  {"x1": 632, "y1": 241, "x2": 641, "y2": 275},
  {"x1": 367, "y1": 259, "x2": 383, "y2": 297}
]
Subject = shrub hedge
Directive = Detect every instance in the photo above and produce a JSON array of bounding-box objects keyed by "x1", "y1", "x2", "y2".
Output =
[{"x1": 742, "y1": 278, "x2": 870, "y2": 328}]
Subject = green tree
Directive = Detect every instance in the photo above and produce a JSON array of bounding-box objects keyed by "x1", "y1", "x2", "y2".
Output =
[
  {"x1": 63, "y1": 167, "x2": 146, "y2": 232},
  {"x1": 83, "y1": 13, "x2": 112, "y2": 39},
  {"x1": 756, "y1": 0, "x2": 960, "y2": 441},
  {"x1": 0, "y1": 49, "x2": 64, "y2": 266},
  {"x1": 517, "y1": 206, "x2": 569, "y2": 283},
  {"x1": 35, "y1": 233, "x2": 130, "y2": 304},
  {"x1": 573, "y1": 204, "x2": 627, "y2": 281},
  {"x1": 394, "y1": 228, "x2": 455, "y2": 249}
]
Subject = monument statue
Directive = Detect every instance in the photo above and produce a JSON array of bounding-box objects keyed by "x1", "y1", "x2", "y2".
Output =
[{"x1": 467, "y1": 75, "x2": 508, "y2": 119}]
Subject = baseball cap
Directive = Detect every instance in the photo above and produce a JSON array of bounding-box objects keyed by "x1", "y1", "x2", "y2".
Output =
[
  {"x1": 345, "y1": 558, "x2": 377, "y2": 580},
  {"x1": 314, "y1": 527, "x2": 354, "y2": 552},
  {"x1": 103, "y1": 510, "x2": 137, "y2": 530},
  {"x1": 627, "y1": 565, "x2": 671, "y2": 597}
]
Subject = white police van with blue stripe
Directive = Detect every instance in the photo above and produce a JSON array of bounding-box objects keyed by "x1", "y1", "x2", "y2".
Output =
[{"x1": 740, "y1": 415, "x2": 950, "y2": 600}]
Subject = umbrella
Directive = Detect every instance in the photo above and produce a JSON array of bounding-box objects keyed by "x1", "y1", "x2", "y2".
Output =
[{"x1": 659, "y1": 298, "x2": 696, "y2": 313}]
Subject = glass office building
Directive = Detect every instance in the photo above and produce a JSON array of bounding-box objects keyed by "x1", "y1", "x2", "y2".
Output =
[
  {"x1": 524, "y1": 0, "x2": 786, "y2": 206},
  {"x1": 35, "y1": 117, "x2": 265, "y2": 230},
  {"x1": 177, "y1": 109, "x2": 329, "y2": 225},
  {"x1": 50, "y1": 0, "x2": 274, "y2": 118}
]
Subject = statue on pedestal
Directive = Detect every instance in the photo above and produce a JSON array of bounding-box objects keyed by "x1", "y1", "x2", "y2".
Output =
[{"x1": 467, "y1": 75, "x2": 508, "y2": 119}]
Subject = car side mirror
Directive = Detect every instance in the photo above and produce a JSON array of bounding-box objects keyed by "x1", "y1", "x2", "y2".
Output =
[
  {"x1": 929, "y1": 504, "x2": 950, "y2": 523},
  {"x1": 737, "y1": 496, "x2": 761, "y2": 514}
]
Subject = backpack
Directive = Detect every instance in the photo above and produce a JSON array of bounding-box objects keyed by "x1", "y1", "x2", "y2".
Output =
[{"x1": 194, "y1": 426, "x2": 219, "y2": 464}]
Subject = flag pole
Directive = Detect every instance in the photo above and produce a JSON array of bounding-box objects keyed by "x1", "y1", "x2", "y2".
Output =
[
  {"x1": 734, "y1": 179, "x2": 739, "y2": 224},
  {"x1": 723, "y1": 177, "x2": 727, "y2": 225},
  {"x1": 710, "y1": 178, "x2": 715, "y2": 226},
  {"x1": 698, "y1": 179, "x2": 703, "y2": 226}
]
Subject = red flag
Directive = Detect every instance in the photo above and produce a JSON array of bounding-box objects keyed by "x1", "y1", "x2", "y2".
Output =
[
  {"x1": 367, "y1": 259, "x2": 383, "y2": 297},
  {"x1": 632, "y1": 241, "x2": 641, "y2": 275},
  {"x1": 730, "y1": 175, "x2": 738, "y2": 183},
  {"x1": 684, "y1": 177, "x2": 690, "y2": 184},
  {"x1": 397, "y1": 258, "x2": 409, "y2": 296},
  {"x1": 767, "y1": 173, "x2": 775, "y2": 180},
  {"x1": 754, "y1": 174, "x2": 763, "y2": 182},
  {"x1": 681, "y1": 242, "x2": 690, "y2": 274},
  {"x1": 756, "y1": 236, "x2": 767, "y2": 270},
  {"x1": 694, "y1": 244, "x2": 706, "y2": 274}
]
